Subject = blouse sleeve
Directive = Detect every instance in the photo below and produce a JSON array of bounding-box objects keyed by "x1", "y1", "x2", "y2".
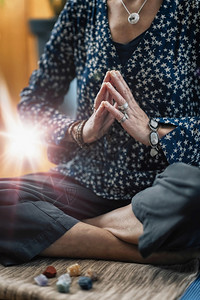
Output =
[
  {"x1": 156, "y1": 116, "x2": 200, "y2": 167},
  {"x1": 155, "y1": 5, "x2": 200, "y2": 167},
  {"x1": 18, "y1": 1, "x2": 78, "y2": 152}
]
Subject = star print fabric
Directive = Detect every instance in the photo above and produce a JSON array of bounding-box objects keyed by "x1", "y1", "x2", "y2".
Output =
[{"x1": 18, "y1": 0, "x2": 200, "y2": 201}]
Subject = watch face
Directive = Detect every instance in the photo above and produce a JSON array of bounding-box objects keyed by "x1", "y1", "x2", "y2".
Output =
[
  {"x1": 150, "y1": 131, "x2": 159, "y2": 146},
  {"x1": 149, "y1": 119, "x2": 158, "y2": 130}
]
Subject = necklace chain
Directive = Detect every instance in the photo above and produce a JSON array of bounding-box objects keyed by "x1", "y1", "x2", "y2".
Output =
[{"x1": 120, "y1": 0, "x2": 148, "y2": 24}]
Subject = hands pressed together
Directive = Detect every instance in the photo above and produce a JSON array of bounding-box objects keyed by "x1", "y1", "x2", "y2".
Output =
[
  {"x1": 69, "y1": 70, "x2": 175, "y2": 147},
  {"x1": 82, "y1": 70, "x2": 151, "y2": 146}
]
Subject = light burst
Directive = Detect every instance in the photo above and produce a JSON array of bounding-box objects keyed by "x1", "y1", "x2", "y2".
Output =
[
  {"x1": 4, "y1": 123, "x2": 42, "y2": 161},
  {"x1": 0, "y1": 77, "x2": 44, "y2": 176}
]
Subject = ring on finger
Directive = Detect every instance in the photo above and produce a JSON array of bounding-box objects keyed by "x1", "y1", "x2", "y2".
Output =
[
  {"x1": 118, "y1": 102, "x2": 129, "y2": 112},
  {"x1": 118, "y1": 112, "x2": 129, "y2": 123}
]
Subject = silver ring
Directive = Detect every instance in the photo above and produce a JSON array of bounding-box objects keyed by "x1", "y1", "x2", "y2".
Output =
[
  {"x1": 118, "y1": 102, "x2": 129, "y2": 112},
  {"x1": 118, "y1": 112, "x2": 129, "y2": 123}
]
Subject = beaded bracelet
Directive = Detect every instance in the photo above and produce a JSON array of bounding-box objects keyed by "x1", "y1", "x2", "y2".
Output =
[
  {"x1": 149, "y1": 118, "x2": 159, "y2": 157},
  {"x1": 68, "y1": 121, "x2": 81, "y2": 143},
  {"x1": 75, "y1": 120, "x2": 88, "y2": 148}
]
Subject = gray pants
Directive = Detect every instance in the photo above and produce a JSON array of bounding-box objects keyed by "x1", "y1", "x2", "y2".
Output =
[
  {"x1": 0, "y1": 172, "x2": 130, "y2": 266},
  {"x1": 0, "y1": 163, "x2": 199, "y2": 266},
  {"x1": 132, "y1": 163, "x2": 200, "y2": 257}
]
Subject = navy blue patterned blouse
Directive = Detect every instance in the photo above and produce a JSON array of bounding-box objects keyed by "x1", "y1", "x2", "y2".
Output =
[{"x1": 19, "y1": 0, "x2": 200, "y2": 200}]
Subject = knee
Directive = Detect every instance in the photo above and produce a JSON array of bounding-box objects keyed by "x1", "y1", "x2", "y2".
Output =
[
  {"x1": 171, "y1": 163, "x2": 200, "y2": 205},
  {"x1": 153, "y1": 163, "x2": 200, "y2": 212}
]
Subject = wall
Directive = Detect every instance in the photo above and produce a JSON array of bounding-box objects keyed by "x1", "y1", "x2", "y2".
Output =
[
  {"x1": 0, "y1": 0, "x2": 54, "y2": 104},
  {"x1": 0, "y1": 0, "x2": 55, "y2": 177}
]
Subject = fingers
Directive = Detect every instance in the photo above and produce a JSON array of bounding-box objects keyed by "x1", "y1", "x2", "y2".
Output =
[
  {"x1": 106, "y1": 82, "x2": 128, "y2": 108},
  {"x1": 94, "y1": 83, "x2": 107, "y2": 111},
  {"x1": 93, "y1": 71, "x2": 112, "y2": 111},
  {"x1": 94, "y1": 70, "x2": 132, "y2": 113},
  {"x1": 106, "y1": 86, "x2": 115, "y2": 106},
  {"x1": 96, "y1": 88, "x2": 112, "y2": 118},
  {"x1": 110, "y1": 70, "x2": 133, "y2": 102},
  {"x1": 102, "y1": 101, "x2": 128, "y2": 124},
  {"x1": 94, "y1": 96, "x2": 112, "y2": 120},
  {"x1": 94, "y1": 70, "x2": 115, "y2": 111},
  {"x1": 95, "y1": 101, "x2": 106, "y2": 118},
  {"x1": 103, "y1": 71, "x2": 111, "y2": 83}
]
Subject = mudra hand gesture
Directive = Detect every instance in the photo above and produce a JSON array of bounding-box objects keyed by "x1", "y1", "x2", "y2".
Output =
[
  {"x1": 82, "y1": 70, "x2": 173, "y2": 146},
  {"x1": 83, "y1": 70, "x2": 150, "y2": 146},
  {"x1": 82, "y1": 72, "x2": 116, "y2": 144},
  {"x1": 102, "y1": 70, "x2": 151, "y2": 146}
]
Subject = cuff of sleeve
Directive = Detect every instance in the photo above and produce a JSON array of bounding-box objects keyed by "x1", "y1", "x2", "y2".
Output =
[
  {"x1": 155, "y1": 117, "x2": 188, "y2": 164},
  {"x1": 50, "y1": 117, "x2": 76, "y2": 146},
  {"x1": 159, "y1": 126, "x2": 183, "y2": 164},
  {"x1": 155, "y1": 117, "x2": 179, "y2": 127}
]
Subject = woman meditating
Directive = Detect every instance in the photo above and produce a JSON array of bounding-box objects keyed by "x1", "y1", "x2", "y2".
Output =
[{"x1": 0, "y1": 0, "x2": 200, "y2": 266}]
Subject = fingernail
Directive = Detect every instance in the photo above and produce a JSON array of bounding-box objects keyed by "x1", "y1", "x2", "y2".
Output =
[
  {"x1": 111, "y1": 70, "x2": 117, "y2": 77},
  {"x1": 106, "y1": 82, "x2": 112, "y2": 87}
]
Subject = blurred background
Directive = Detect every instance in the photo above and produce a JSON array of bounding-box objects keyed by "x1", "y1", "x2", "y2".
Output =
[{"x1": 0, "y1": 0, "x2": 73, "y2": 178}]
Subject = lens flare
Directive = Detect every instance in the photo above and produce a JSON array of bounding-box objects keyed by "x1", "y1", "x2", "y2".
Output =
[
  {"x1": 0, "y1": 76, "x2": 44, "y2": 175},
  {"x1": 5, "y1": 124, "x2": 42, "y2": 161}
]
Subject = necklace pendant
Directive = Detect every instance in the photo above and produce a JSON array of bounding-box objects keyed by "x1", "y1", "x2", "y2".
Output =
[{"x1": 128, "y1": 13, "x2": 140, "y2": 24}]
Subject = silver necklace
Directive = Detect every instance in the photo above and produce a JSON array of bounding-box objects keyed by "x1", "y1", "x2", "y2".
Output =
[{"x1": 120, "y1": 0, "x2": 148, "y2": 24}]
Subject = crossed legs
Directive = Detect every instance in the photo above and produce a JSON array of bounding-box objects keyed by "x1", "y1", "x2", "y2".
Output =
[
  {"x1": 84, "y1": 204, "x2": 143, "y2": 244},
  {"x1": 41, "y1": 203, "x2": 200, "y2": 265},
  {"x1": 41, "y1": 163, "x2": 200, "y2": 265}
]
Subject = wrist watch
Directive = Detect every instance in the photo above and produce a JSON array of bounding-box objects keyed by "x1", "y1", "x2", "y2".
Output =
[{"x1": 149, "y1": 119, "x2": 159, "y2": 157}]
